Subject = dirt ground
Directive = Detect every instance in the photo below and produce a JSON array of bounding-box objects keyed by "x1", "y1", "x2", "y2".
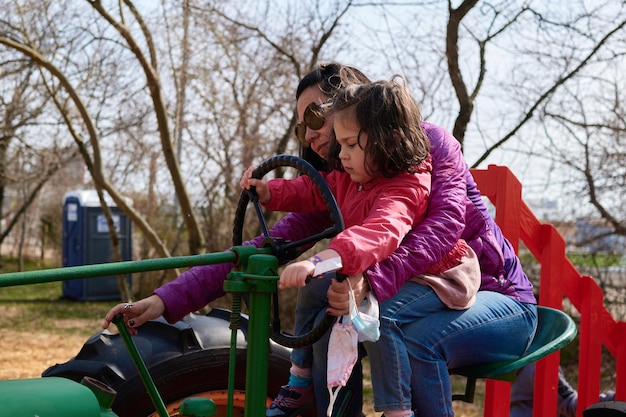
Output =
[{"x1": 0, "y1": 329, "x2": 87, "y2": 380}]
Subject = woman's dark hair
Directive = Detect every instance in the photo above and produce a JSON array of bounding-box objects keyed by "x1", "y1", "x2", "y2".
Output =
[
  {"x1": 297, "y1": 63, "x2": 371, "y2": 170},
  {"x1": 327, "y1": 77, "x2": 430, "y2": 178},
  {"x1": 296, "y1": 62, "x2": 370, "y2": 100}
]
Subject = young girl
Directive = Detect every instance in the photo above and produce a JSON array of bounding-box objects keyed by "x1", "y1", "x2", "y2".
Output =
[
  {"x1": 241, "y1": 76, "x2": 481, "y2": 417},
  {"x1": 242, "y1": 77, "x2": 432, "y2": 289}
]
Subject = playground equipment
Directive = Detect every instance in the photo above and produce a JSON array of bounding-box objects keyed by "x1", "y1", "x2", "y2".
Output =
[
  {"x1": 0, "y1": 157, "x2": 581, "y2": 416},
  {"x1": 2, "y1": 155, "x2": 344, "y2": 417},
  {"x1": 450, "y1": 305, "x2": 576, "y2": 402}
]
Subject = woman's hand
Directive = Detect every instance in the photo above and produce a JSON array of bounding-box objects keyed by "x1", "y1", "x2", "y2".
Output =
[
  {"x1": 326, "y1": 273, "x2": 370, "y2": 316},
  {"x1": 239, "y1": 166, "x2": 271, "y2": 204},
  {"x1": 102, "y1": 294, "x2": 166, "y2": 336}
]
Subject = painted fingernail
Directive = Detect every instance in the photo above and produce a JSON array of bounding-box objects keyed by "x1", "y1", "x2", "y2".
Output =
[{"x1": 128, "y1": 320, "x2": 135, "y2": 327}]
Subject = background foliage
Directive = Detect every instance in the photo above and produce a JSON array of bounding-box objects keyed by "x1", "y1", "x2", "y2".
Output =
[{"x1": 1, "y1": 1, "x2": 625, "y2": 300}]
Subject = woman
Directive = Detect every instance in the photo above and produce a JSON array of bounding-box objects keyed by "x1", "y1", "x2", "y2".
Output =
[
  {"x1": 102, "y1": 63, "x2": 537, "y2": 417},
  {"x1": 291, "y1": 63, "x2": 536, "y2": 417}
]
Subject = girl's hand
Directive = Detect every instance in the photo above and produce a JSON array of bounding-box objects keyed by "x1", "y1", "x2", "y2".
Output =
[
  {"x1": 102, "y1": 295, "x2": 166, "y2": 336},
  {"x1": 279, "y1": 260, "x2": 316, "y2": 289},
  {"x1": 239, "y1": 166, "x2": 271, "y2": 204}
]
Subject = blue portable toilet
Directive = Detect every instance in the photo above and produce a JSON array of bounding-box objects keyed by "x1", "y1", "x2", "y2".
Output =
[{"x1": 62, "y1": 190, "x2": 132, "y2": 301}]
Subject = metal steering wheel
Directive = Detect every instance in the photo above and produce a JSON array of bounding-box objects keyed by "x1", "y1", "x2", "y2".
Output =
[{"x1": 232, "y1": 154, "x2": 345, "y2": 348}]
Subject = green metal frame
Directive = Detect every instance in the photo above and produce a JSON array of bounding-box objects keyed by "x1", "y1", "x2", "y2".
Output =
[
  {"x1": 0, "y1": 154, "x2": 342, "y2": 417},
  {"x1": 0, "y1": 245, "x2": 278, "y2": 417},
  {"x1": 0, "y1": 153, "x2": 580, "y2": 415},
  {"x1": 0, "y1": 248, "x2": 580, "y2": 414}
]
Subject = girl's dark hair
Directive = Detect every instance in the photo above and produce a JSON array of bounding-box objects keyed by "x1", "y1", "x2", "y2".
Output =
[
  {"x1": 327, "y1": 76, "x2": 430, "y2": 177},
  {"x1": 297, "y1": 63, "x2": 371, "y2": 170}
]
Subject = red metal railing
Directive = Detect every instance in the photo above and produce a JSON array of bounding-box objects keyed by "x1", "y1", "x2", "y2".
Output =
[{"x1": 471, "y1": 165, "x2": 626, "y2": 417}]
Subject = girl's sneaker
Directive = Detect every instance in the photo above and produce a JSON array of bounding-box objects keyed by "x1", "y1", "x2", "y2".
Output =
[{"x1": 266, "y1": 384, "x2": 315, "y2": 417}]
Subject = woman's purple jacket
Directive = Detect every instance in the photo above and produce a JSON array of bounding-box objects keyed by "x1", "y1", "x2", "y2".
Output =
[{"x1": 155, "y1": 122, "x2": 536, "y2": 323}]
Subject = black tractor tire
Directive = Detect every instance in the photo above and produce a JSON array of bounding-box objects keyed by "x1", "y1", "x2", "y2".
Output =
[{"x1": 42, "y1": 308, "x2": 295, "y2": 417}]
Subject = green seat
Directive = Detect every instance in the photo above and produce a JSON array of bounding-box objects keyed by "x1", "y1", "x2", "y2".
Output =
[{"x1": 449, "y1": 306, "x2": 578, "y2": 402}]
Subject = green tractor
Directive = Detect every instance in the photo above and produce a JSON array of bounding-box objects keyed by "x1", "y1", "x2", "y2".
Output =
[
  {"x1": 1, "y1": 155, "x2": 579, "y2": 417},
  {"x1": 4, "y1": 155, "x2": 345, "y2": 417}
]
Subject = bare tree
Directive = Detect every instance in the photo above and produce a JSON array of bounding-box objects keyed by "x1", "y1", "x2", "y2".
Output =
[
  {"x1": 2, "y1": 0, "x2": 625, "y2": 292},
  {"x1": 348, "y1": 0, "x2": 626, "y2": 243},
  {"x1": 0, "y1": 2, "x2": 183, "y2": 297},
  {"x1": 0, "y1": 63, "x2": 53, "y2": 246},
  {"x1": 87, "y1": 0, "x2": 206, "y2": 255},
  {"x1": 542, "y1": 78, "x2": 626, "y2": 233}
]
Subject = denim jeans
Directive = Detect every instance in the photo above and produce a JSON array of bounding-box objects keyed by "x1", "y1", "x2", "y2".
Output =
[
  {"x1": 294, "y1": 274, "x2": 364, "y2": 417},
  {"x1": 299, "y1": 278, "x2": 537, "y2": 417},
  {"x1": 365, "y1": 281, "x2": 537, "y2": 417},
  {"x1": 291, "y1": 273, "x2": 335, "y2": 369}
]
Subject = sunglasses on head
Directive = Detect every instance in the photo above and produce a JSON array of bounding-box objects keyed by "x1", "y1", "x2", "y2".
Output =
[{"x1": 294, "y1": 101, "x2": 332, "y2": 147}]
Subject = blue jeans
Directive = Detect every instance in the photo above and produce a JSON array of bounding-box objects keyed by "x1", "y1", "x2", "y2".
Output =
[
  {"x1": 302, "y1": 279, "x2": 537, "y2": 417},
  {"x1": 365, "y1": 281, "x2": 537, "y2": 417},
  {"x1": 295, "y1": 275, "x2": 364, "y2": 417},
  {"x1": 291, "y1": 273, "x2": 335, "y2": 368}
]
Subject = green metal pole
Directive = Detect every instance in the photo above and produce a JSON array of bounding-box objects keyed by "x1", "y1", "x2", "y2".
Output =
[
  {"x1": 223, "y1": 253, "x2": 279, "y2": 417},
  {"x1": 243, "y1": 255, "x2": 278, "y2": 417},
  {"x1": 112, "y1": 313, "x2": 170, "y2": 417},
  {"x1": 226, "y1": 292, "x2": 243, "y2": 417},
  {"x1": 0, "y1": 252, "x2": 246, "y2": 288}
]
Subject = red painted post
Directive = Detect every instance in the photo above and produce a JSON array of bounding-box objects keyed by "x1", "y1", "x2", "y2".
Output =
[
  {"x1": 477, "y1": 165, "x2": 521, "y2": 417},
  {"x1": 481, "y1": 380, "x2": 511, "y2": 416},
  {"x1": 577, "y1": 277, "x2": 604, "y2": 415},
  {"x1": 533, "y1": 224, "x2": 565, "y2": 417},
  {"x1": 491, "y1": 166, "x2": 522, "y2": 253},
  {"x1": 615, "y1": 321, "x2": 626, "y2": 400}
]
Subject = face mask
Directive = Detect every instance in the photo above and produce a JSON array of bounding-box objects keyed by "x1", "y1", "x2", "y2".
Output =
[
  {"x1": 327, "y1": 320, "x2": 359, "y2": 388},
  {"x1": 344, "y1": 279, "x2": 380, "y2": 343},
  {"x1": 326, "y1": 281, "x2": 380, "y2": 416},
  {"x1": 349, "y1": 290, "x2": 380, "y2": 343},
  {"x1": 326, "y1": 319, "x2": 359, "y2": 417}
]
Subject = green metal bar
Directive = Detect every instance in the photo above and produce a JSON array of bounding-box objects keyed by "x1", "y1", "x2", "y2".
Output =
[
  {"x1": 245, "y1": 287, "x2": 273, "y2": 417},
  {"x1": 0, "y1": 251, "x2": 246, "y2": 288},
  {"x1": 0, "y1": 244, "x2": 280, "y2": 417},
  {"x1": 112, "y1": 313, "x2": 170, "y2": 417},
  {"x1": 227, "y1": 293, "x2": 243, "y2": 417},
  {"x1": 241, "y1": 255, "x2": 278, "y2": 417}
]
